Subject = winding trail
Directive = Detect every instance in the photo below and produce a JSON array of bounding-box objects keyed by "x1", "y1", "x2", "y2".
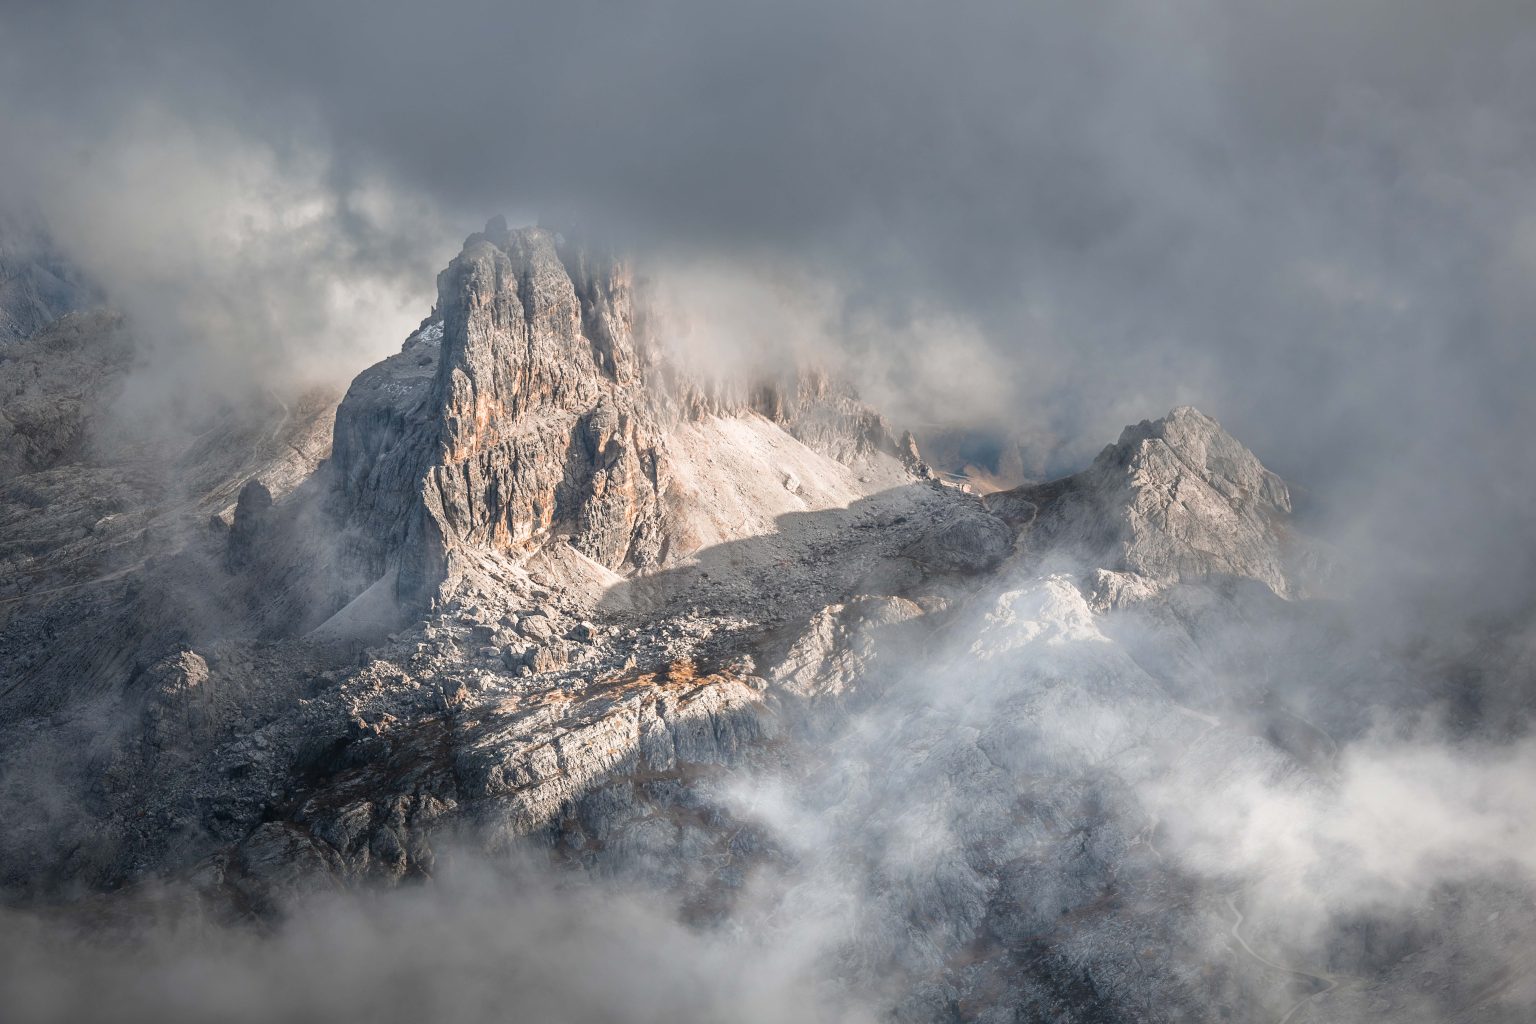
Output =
[
  {"x1": 0, "y1": 559, "x2": 147, "y2": 609},
  {"x1": 1225, "y1": 894, "x2": 1341, "y2": 1024}
]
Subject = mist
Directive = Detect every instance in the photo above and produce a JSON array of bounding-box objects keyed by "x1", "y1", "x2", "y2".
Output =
[
  {"x1": 6, "y1": 557, "x2": 1534, "y2": 1021},
  {"x1": 0, "y1": 857, "x2": 862, "y2": 1024},
  {"x1": 6, "y1": 0, "x2": 1536, "y2": 613},
  {"x1": 4, "y1": 1, "x2": 1536, "y2": 1021}
]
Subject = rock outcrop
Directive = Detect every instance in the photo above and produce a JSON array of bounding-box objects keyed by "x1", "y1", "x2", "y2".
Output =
[
  {"x1": 7, "y1": 223, "x2": 1515, "y2": 1024},
  {"x1": 326, "y1": 221, "x2": 927, "y2": 609},
  {"x1": 989, "y1": 405, "x2": 1297, "y2": 595},
  {"x1": 0, "y1": 220, "x2": 98, "y2": 344}
]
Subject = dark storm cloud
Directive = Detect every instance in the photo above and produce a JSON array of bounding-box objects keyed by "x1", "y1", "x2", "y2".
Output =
[{"x1": 4, "y1": 0, "x2": 1536, "y2": 611}]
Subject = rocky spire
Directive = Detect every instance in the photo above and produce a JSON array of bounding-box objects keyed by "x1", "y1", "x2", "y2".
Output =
[
  {"x1": 327, "y1": 221, "x2": 927, "y2": 607},
  {"x1": 327, "y1": 224, "x2": 669, "y2": 602}
]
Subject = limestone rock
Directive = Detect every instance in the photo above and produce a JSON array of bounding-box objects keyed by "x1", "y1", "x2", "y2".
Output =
[
  {"x1": 998, "y1": 406, "x2": 1296, "y2": 595},
  {"x1": 902, "y1": 506, "x2": 1013, "y2": 574},
  {"x1": 0, "y1": 220, "x2": 99, "y2": 344},
  {"x1": 516, "y1": 612, "x2": 557, "y2": 641},
  {"x1": 523, "y1": 644, "x2": 566, "y2": 674},
  {"x1": 0, "y1": 311, "x2": 130, "y2": 476}
]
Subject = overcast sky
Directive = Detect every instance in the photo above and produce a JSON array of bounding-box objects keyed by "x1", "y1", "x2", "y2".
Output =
[{"x1": 4, "y1": 0, "x2": 1536, "y2": 612}]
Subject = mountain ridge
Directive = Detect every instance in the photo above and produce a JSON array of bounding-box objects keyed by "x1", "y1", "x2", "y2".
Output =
[{"x1": 4, "y1": 223, "x2": 1516, "y2": 1023}]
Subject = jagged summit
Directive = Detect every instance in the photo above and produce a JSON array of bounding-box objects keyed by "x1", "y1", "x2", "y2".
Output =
[
  {"x1": 987, "y1": 405, "x2": 1298, "y2": 596},
  {"x1": 321, "y1": 221, "x2": 927, "y2": 611},
  {"x1": 9, "y1": 226, "x2": 1461, "y2": 1024},
  {"x1": 1114, "y1": 405, "x2": 1289, "y2": 518}
]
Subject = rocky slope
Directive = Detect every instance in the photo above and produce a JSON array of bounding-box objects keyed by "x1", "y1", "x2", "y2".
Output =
[
  {"x1": 0, "y1": 221, "x2": 954, "y2": 891},
  {"x1": 0, "y1": 219, "x2": 98, "y2": 345},
  {"x1": 984, "y1": 406, "x2": 1298, "y2": 597},
  {"x1": 1, "y1": 224, "x2": 1531, "y2": 1023}
]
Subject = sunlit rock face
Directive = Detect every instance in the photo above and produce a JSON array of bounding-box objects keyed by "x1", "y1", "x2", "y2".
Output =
[
  {"x1": 325, "y1": 226, "x2": 637, "y2": 596},
  {"x1": 3, "y1": 224, "x2": 1530, "y2": 1024},
  {"x1": 328, "y1": 221, "x2": 927, "y2": 606},
  {"x1": 426, "y1": 226, "x2": 662, "y2": 568},
  {"x1": 328, "y1": 224, "x2": 673, "y2": 601}
]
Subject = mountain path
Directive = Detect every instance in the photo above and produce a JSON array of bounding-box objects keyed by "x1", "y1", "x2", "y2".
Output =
[{"x1": 1225, "y1": 894, "x2": 1344, "y2": 1024}]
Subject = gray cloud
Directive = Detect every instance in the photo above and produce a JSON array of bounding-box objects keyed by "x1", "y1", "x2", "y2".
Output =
[
  {"x1": 4, "y1": 0, "x2": 1535, "y2": 601},
  {"x1": 0, "y1": 857, "x2": 862, "y2": 1024},
  {"x1": 5, "y1": 5, "x2": 1536, "y2": 1019}
]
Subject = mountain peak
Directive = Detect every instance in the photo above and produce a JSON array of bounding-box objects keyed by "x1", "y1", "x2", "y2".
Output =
[
  {"x1": 1109, "y1": 405, "x2": 1290, "y2": 520},
  {"x1": 988, "y1": 405, "x2": 1297, "y2": 596},
  {"x1": 319, "y1": 223, "x2": 928, "y2": 610}
]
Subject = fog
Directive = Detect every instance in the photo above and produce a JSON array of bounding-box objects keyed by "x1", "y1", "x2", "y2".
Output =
[
  {"x1": 4, "y1": 561, "x2": 1534, "y2": 1021},
  {"x1": 6, "y1": 0, "x2": 1536, "y2": 611},
  {"x1": 0, "y1": 858, "x2": 863, "y2": 1024},
  {"x1": 4, "y1": 0, "x2": 1536, "y2": 1020}
]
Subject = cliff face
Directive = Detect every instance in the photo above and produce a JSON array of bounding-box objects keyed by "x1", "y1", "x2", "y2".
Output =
[
  {"x1": 7, "y1": 225, "x2": 1520, "y2": 1024},
  {"x1": 988, "y1": 405, "x2": 1299, "y2": 597},
  {"x1": 328, "y1": 224, "x2": 671, "y2": 602},
  {"x1": 425, "y1": 225, "x2": 668, "y2": 576},
  {"x1": 327, "y1": 221, "x2": 925, "y2": 608}
]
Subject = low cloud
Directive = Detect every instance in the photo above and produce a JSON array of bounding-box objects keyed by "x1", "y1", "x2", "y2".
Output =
[
  {"x1": 6, "y1": 0, "x2": 1535, "y2": 615},
  {"x1": 3, "y1": 2, "x2": 1536, "y2": 1018},
  {"x1": 0, "y1": 857, "x2": 865, "y2": 1024}
]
